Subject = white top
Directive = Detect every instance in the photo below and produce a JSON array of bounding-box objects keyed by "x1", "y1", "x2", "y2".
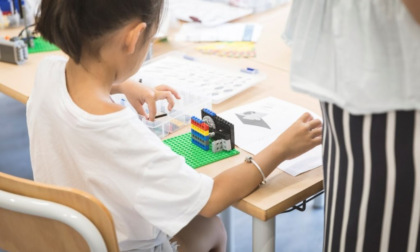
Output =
[
  {"x1": 26, "y1": 56, "x2": 214, "y2": 252},
  {"x1": 283, "y1": 0, "x2": 420, "y2": 114}
]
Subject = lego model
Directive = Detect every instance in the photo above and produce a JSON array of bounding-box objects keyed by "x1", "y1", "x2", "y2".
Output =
[
  {"x1": 0, "y1": 38, "x2": 28, "y2": 65},
  {"x1": 191, "y1": 108, "x2": 235, "y2": 153}
]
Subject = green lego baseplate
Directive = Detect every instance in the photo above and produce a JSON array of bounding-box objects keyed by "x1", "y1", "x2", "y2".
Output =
[
  {"x1": 28, "y1": 37, "x2": 59, "y2": 54},
  {"x1": 163, "y1": 132, "x2": 240, "y2": 169}
]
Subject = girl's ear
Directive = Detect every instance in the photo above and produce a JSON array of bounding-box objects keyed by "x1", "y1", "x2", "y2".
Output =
[{"x1": 125, "y1": 22, "x2": 148, "y2": 54}]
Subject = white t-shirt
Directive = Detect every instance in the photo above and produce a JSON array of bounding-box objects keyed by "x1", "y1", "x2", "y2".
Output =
[
  {"x1": 283, "y1": 0, "x2": 420, "y2": 114},
  {"x1": 26, "y1": 56, "x2": 214, "y2": 252}
]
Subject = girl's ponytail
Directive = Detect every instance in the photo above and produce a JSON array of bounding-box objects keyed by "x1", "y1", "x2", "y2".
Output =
[
  {"x1": 36, "y1": 0, "x2": 84, "y2": 63},
  {"x1": 35, "y1": 0, "x2": 164, "y2": 64}
]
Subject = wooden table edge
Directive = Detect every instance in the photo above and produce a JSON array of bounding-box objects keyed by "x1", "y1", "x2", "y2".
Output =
[{"x1": 233, "y1": 168, "x2": 324, "y2": 221}]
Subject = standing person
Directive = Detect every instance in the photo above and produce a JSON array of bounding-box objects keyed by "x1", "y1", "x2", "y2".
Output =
[
  {"x1": 283, "y1": 0, "x2": 420, "y2": 251},
  {"x1": 27, "y1": 0, "x2": 323, "y2": 251}
]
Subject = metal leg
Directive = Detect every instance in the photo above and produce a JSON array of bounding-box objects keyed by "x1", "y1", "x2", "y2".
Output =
[
  {"x1": 253, "y1": 217, "x2": 275, "y2": 252},
  {"x1": 312, "y1": 194, "x2": 324, "y2": 209},
  {"x1": 219, "y1": 207, "x2": 234, "y2": 252}
]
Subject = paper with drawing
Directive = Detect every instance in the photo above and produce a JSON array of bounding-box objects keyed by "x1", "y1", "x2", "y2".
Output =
[{"x1": 219, "y1": 97, "x2": 322, "y2": 176}]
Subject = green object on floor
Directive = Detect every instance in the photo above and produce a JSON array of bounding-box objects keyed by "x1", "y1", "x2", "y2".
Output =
[
  {"x1": 28, "y1": 37, "x2": 59, "y2": 54},
  {"x1": 163, "y1": 132, "x2": 240, "y2": 169}
]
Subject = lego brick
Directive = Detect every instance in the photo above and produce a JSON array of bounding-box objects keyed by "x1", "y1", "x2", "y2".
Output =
[
  {"x1": 163, "y1": 133, "x2": 239, "y2": 169},
  {"x1": 0, "y1": 39, "x2": 28, "y2": 65},
  {"x1": 191, "y1": 116, "x2": 209, "y2": 131},
  {"x1": 191, "y1": 124, "x2": 209, "y2": 136},
  {"x1": 202, "y1": 108, "x2": 216, "y2": 117},
  {"x1": 211, "y1": 139, "x2": 233, "y2": 152},
  {"x1": 27, "y1": 37, "x2": 60, "y2": 54},
  {"x1": 191, "y1": 129, "x2": 210, "y2": 150},
  {"x1": 191, "y1": 130, "x2": 210, "y2": 142},
  {"x1": 201, "y1": 108, "x2": 235, "y2": 150},
  {"x1": 192, "y1": 138, "x2": 209, "y2": 151}
]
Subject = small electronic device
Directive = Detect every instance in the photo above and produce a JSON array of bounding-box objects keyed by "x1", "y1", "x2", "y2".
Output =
[{"x1": 0, "y1": 38, "x2": 28, "y2": 64}]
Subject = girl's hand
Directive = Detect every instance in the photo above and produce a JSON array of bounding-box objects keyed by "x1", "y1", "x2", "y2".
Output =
[
  {"x1": 113, "y1": 80, "x2": 181, "y2": 121},
  {"x1": 276, "y1": 112, "x2": 322, "y2": 160}
]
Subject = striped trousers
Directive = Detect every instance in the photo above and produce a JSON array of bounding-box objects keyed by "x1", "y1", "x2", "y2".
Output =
[{"x1": 320, "y1": 102, "x2": 420, "y2": 252}]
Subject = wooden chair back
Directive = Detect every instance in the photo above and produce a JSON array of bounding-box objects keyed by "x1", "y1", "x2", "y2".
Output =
[{"x1": 0, "y1": 171, "x2": 120, "y2": 252}]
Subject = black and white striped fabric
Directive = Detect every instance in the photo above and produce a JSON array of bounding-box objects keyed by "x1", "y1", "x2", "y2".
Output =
[{"x1": 320, "y1": 102, "x2": 420, "y2": 252}]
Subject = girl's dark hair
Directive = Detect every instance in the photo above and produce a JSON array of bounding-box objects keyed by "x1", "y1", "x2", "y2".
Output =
[{"x1": 35, "y1": 0, "x2": 164, "y2": 63}]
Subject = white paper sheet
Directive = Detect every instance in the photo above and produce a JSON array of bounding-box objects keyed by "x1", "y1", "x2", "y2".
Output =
[
  {"x1": 219, "y1": 97, "x2": 322, "y2": 176},
  {"x1": 171, "y1": 0, "x2": 253, "y2": 26},
  {"x1": 175, "y1": 23, "x2": 262, "y2": 42}
]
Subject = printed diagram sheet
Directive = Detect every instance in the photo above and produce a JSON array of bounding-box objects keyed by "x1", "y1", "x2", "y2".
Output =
[{"x1": 219, "y1": 97, "x2": 322, "y2": 176}]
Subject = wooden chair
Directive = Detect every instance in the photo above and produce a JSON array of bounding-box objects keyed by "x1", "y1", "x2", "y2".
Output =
[{"x1": 0, "y1": 171, "x2": 120, "y2": 252}]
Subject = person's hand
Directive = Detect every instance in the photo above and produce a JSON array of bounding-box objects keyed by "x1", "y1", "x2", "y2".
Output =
[
  {"x1": 276, "y1": 112, "x2": 322, "y2": 160},
  {"x1": 114, "y1": 80, "x2": 181, "y2": 121}
]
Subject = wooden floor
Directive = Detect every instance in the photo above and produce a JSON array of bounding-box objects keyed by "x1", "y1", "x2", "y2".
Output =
[{"x1": 0, "y1": 93, "x2": 324, "y2": 252}]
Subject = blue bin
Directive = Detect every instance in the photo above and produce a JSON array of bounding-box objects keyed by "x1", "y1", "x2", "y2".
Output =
[{"x1": 0, "y1": 0, "x2": 25, "y2": 15}]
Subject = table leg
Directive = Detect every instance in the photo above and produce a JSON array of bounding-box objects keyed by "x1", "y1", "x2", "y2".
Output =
[
  {"x1": 312, "y1": 194, "x2": 324, "y2": 209},
  {"x1": 253, "y1": 217, "x2": 275, "y2": 252},
  {"x1": 219, "y1": 207, "x2": 234, "y2": 252}
]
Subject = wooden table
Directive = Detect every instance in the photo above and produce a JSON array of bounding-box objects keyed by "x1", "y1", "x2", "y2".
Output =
[
  {"x1": 176, "y1": 48, "x2": 323, "y2": 252},
  {"x1": 0, "y1": 3, "x2": 324, "y2": 252}
]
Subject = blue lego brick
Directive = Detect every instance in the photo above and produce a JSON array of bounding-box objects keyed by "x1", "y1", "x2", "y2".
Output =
[
  {"x1": 192, "y1": 134, "x2": 210, "y2": 147},
  {"x1": 191, "y1": 116, "x2": 203, "y2": 124},
  {"x1": 191, "y1": 129, "x2": 210, "y2": 141},
  {"x1": 191, "y1": 130, "x2": 210, "y2": 147},
  {"x1": 192, "y1": 135, "x2": 209, "y2": 147},
  {"x1": 202, "y1": 108, "x2": 216, "y2": 117},
  {"x1": 0, "y1": 0, "x2": 25, "y2": 14},
  {"x1": 192, "y1": 139, "x2": 209, "y2": 151}
]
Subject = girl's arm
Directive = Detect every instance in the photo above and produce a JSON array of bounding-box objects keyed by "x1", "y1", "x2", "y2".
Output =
[
  {"x1": 111, "y1": 80, "x2": 180, "y2": 121},
  {"x1": 402, "y1": 0, "x2": 420, "y2": 24},
  {"x1": 199, "y1": 112, "x2": 322, "y2": 217}
]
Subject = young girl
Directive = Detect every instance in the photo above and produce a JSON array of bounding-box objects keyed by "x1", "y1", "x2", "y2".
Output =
[{"x1": 27, "y1": 0, "x2": 322, "y2": 251}]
